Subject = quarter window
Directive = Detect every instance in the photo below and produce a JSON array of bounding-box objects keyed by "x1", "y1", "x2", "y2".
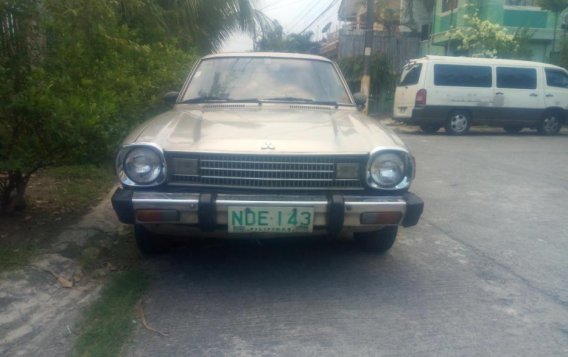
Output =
[
  {"x1": 399, "y1": 63, "x2": 422, "y2": 86},
  {"x1": 496, "y1": 67, "x2": 537, "y2": 89},
  {"x1": 545, "y1": 69, "x2": 568, "y2": 88},
  {"x1": 434, "y1": 64, "x2": 492, "y2": 87}
]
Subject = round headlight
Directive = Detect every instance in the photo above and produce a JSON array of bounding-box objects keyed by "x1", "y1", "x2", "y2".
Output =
[
  {"x1": 369, "y1": 152, "x2": 406, "y2": 188},
  {"x1": 124, "y1": 147, "x2": 163, "y2": 184}
]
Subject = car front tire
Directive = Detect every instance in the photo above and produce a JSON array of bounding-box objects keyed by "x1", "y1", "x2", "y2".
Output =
[
  {"x1": 354, "y1": 226, "x2": 398, "y2": 253},
  {"x1": 538, "y1": 111, "x2": 562, "y2": 135}
]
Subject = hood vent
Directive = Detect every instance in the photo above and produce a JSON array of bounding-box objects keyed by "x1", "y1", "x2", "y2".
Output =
[
  {"x1": 289, "y1": 105, "x2": 334, "y2": 111},
  {"x1": 203, "y1": 103, "x2": 247, "y2": 109}
]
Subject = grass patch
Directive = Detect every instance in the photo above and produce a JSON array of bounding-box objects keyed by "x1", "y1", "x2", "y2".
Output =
[
  {"x1": 0, "y1": 164, "x2": 115, "y2": 273},
  {"x1": 72, "y1": 269, "x2": 149, "y2": 357},
  {"x1": 77, "y1": 231, "x2": 141, "y2": 277},
  {"x1": 0, "y1": 242, "x2": 37, "y2": 271},
  {"x1": 30, "y1": 164, "x2": 116, "y2": 213}
]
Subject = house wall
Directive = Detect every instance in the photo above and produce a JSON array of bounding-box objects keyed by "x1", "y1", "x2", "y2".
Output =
[
  {"x1": 338, "y1": 30, "x2": 421, "y2": 70},
  {"x1": 425, "y1": 0, "x2": 564, "y2": 61}
]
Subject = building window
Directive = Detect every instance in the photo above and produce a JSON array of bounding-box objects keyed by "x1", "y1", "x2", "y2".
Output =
[
  {"x1": 442, "y1": 0, "x2": 458, "y2": 12},
  {"x1": 505, "y1": 0, "x2": 536, "y2": 6}
]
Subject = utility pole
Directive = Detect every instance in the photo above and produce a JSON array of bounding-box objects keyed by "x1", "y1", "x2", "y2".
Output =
[{"x1": 360, "y1": 0, "x2": 375, "y2": 114}]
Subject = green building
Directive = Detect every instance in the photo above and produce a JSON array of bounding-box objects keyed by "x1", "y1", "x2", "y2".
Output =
[{"x1": 422, "y1": 0, "x2": 568, "y2": 61}]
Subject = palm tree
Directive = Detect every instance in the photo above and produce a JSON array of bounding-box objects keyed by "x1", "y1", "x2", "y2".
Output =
[{"x1": 120, "y1": 0, "x2": 273, "y2": 53}]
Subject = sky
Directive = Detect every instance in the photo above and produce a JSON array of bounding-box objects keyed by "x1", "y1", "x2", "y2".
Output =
[{"x1": 221, "y1": 0, "x2": 342, "y2": 52}]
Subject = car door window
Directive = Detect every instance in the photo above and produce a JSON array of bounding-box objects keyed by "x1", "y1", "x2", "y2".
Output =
[
  {"x1": 545, "y1": 69, "x2": 568, "y2": 88},
  {"x1": 433, "y1": 64, "x2": 492, "y2": 87},
  {"x1": 496, "y1": 67, "x2": 537, "y2": 89}
]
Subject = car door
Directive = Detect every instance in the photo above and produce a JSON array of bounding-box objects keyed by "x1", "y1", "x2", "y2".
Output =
[
  {"x1": 494, "y1": 66, "x2": 543, "y2": 124},
  {"x1": 543, "y1": 67, "x2": 568, "y2": 111}
]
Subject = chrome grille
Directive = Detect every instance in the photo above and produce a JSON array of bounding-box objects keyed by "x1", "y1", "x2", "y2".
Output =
[{"x1": 167, "y1": 154, "x2": 365, "y2": 190}]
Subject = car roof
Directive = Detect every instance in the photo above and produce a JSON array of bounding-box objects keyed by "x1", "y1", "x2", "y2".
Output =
[
  {"x1": 411, "y1": 55, "x2": 566, "y2": 71},
  {"x1": 202, "y1": 52, "x2": 333, "y2": 62}
]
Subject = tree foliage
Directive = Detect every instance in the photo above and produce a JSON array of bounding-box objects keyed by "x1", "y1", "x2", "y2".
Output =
[
  {"x1": 337, "y1": 53, "x2": 395, "y2": 97},
  {"x1": 0, "y1": 0, "x2": 263, "y2": 212},
  {"x1": 375, "y1": 0, "x2": 401, "y2": 33},
  {"x1": 255, "y1": 21, "x2": 320, "y2": 54},
  {"x1": 127, "y1": 0, "x2": 273, "y2": 53},
  {"x1": 449, "y1": 12, "x2": 534, "y2": 59}
]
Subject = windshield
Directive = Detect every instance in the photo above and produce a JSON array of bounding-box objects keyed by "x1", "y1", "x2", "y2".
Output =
[{"x1": 182, "y1": 57, "x2": 353, "y2": 105}]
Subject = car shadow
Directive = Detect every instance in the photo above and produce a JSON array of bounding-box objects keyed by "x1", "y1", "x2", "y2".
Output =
[{"x1": 140, "y1": 236, "x2": 417, "y2": 298}]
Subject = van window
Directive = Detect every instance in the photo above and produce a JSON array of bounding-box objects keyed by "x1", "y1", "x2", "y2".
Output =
[
  {"x1": 545, "y1": 69, "x2": 568, "y2": 88},
  {"x1": 399, "y1": 63, "x2": 422, "y2": 86},
  {"x1": 434, "y1": 64, "x2": 492, "y2": 87},
  {"x1": 496, "y1": 67, "x2": 536, "y2": 89}
]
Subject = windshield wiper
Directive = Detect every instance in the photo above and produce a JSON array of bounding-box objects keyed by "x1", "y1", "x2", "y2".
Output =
[
  {"x1": 181, "y1": 96, "x2": 228, "y2": 104},
  {"x1": 263, "y1": 97, "x2": 339, "y2": 107},
  {"x1": 181, "y1": 96, "x2": 262, "y2": 104},
  {"x1": 263, "y1": 96, "x2": 313, "y2": 102}
]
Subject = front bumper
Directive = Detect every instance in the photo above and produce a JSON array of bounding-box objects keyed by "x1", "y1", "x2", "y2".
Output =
[{"x1": 111, "y1": 188, "x2": 424, "y2": 234}]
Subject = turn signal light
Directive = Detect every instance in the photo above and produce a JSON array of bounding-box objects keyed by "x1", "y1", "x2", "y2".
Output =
[
  {"x1": 136, "y1": 210, "x2": 179, "y2": 222},
  {"x1": 360, "y1": 212, "x2": 402, "y2": 225}
]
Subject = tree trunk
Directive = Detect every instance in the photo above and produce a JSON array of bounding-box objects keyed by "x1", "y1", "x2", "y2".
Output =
[
  {"x1": 0, "y1": 171, "x2": 30, "y2": 214},
  {"x1": 552, "y1": 13, "x2": 559, "y2": 57}
]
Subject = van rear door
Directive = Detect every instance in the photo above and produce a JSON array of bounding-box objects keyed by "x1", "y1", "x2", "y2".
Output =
[{"x1": 394, "y1": 62, "x2": 423, "y2": 119}]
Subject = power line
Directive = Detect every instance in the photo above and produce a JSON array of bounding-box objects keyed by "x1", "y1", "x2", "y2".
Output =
[
  {"x1": 299, "y1": 0, "x2": 340, "y2": 34},
  {"x1": 260, "y1": 0, "x2": 305, "y2": 12},
  {"x1": 288, "y1": 0, "x2": 322, "y2": 33}
]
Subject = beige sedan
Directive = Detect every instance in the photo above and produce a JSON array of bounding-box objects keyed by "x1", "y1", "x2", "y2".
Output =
[{"x1": 112, "y1": 52, "x2": 423, "y2": 255}]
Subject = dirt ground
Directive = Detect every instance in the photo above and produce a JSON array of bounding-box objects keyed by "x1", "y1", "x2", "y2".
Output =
[
  {"x1": 0, "y1": 170, "x2": 130, "y2": 356},
  {"x1": 1, "y1": 168, "x2": 110, "y2": 249}
]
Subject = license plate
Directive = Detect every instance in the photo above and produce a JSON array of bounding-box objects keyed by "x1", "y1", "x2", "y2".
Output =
[{"x1": 228, "y1": 206, "x2": 314, "y2": 233}]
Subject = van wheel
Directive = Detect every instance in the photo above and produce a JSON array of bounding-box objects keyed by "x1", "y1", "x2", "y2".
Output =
[
  {"x1": 538, "y1": 111, "x2": 562, "y2": 135},
  {"x1": 503, "y1": 126, "x2": 522, "y2": 134},
  {"x1": 134, "y1": 224, "x2": 170, "y2": 255},
  {"x1": 354, "y1": 226, "x2": 398, "y2": 253},
  {"x1": 419, "y1": 124, "x2": 442, "y2": 133},
  {"x1": 445, "y1": 110, "x2": 471, "y2": 135}
]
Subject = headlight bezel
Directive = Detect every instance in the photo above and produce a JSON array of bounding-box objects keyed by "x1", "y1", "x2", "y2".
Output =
[
  {"x1": 116, "y1": 143, "x2": 167, "y2": 187},
  {"x1": 366, "y1": 148, "x2": 414, "y2": 190}
]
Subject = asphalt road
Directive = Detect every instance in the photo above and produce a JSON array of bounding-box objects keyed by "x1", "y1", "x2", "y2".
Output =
[{"x1": 126, "y1": 128, "x2": 568, "y2": 357}]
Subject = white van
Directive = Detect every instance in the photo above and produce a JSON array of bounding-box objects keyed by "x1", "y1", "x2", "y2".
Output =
[{"x1": 393, "y1": 56, "x2": 568, "y2": 135}]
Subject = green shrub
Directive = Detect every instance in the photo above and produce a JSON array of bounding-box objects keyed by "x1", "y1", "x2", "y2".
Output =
[{"x1": 0, "y1": 0, "x2": 197, "y2": 212}]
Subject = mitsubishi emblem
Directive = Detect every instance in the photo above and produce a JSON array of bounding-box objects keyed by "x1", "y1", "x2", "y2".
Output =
[{"x1": 261, "y1": 141, "x2": 275, "y2": 150}]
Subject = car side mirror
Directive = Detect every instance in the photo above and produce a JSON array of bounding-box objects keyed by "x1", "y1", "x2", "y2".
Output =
[
  {"x1": 353, "y1": 92, "x2": 367, "y2": 111},
  {"x1": 163, "y1": 91, "x2": 179, "y2": 105}
]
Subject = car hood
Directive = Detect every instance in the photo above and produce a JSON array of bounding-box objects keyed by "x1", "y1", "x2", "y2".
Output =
[{"x1": 124, "y1": 104, "x2": 406, "y2": 154}]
